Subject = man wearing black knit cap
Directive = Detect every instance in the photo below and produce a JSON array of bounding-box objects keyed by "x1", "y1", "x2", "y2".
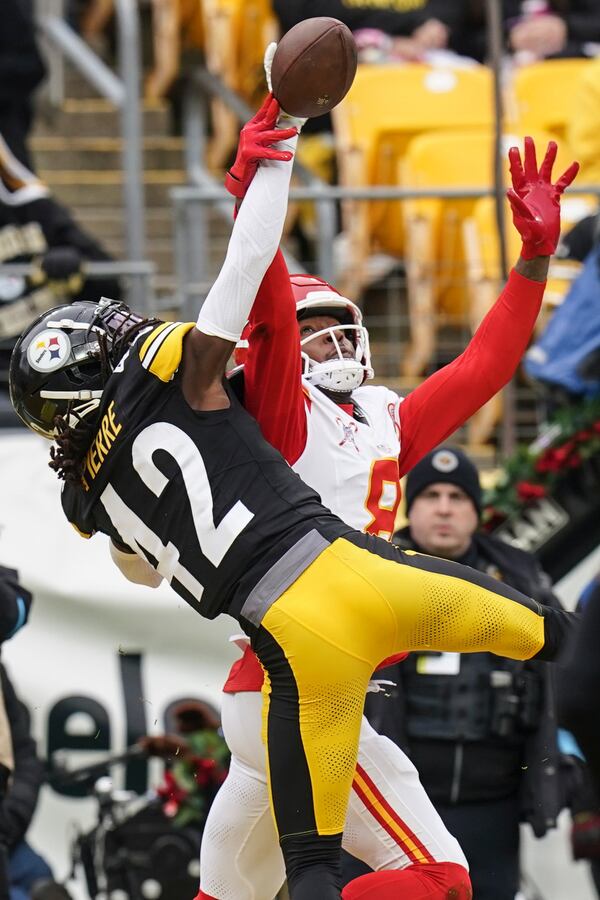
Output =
[{"x1": 365, "y1": 447, "x2": 568, "y2": 900}]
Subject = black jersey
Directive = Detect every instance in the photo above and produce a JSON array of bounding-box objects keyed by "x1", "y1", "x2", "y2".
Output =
[{"x1": 62, "y1": 322, "x2": 351, "y2": 624}]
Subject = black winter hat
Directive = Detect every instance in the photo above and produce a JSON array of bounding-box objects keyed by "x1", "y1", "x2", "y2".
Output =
[{"x1": 405, "y1": 447, "x2": 482, "y2": 516}]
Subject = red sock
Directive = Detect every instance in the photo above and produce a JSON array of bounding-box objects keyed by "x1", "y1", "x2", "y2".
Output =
[
  {"x1": 194, "y1": 892, "x2": 219, "y2": 900},
  {"x1": 341, "y1": 862, "x2": 472, "y2": 900}
]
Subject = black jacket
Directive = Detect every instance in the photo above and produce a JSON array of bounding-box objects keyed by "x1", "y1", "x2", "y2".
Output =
[
  {"x1": 0, "y1": 0, "x2": 45, "y2": 104},
  {"x1": 0, "y1": 567, "x2": 40, "y2": 849},
  {"x1": 502, "y1": 0, "x2": 600, "y2": 57},
  {"x1": 0, "y1": 663, "x2": 44, "y2": 849},
  {"x1": 273, "y1": 0, "x2": 470, "y2": 46},
  {"x1": 0, "y1": 568, "x2": 31, "y2": 645},
  {"x1": 366, "y1": 528, "x2": 564, "y2": 836},
  {"x1": 0, "y1": 194, "x2": 121, "y2": 387},
  {"x1": 460, "y1": 1, "x2": 600, "y2": 62}
]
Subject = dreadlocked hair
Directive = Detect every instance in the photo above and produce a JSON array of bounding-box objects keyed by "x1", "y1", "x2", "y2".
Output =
[
  {"x1": 49, "y1": 409, "x2": 96, "y2": 486},
  {"x1": 106, "y1": 313, "x2": 162, "y2": 369},
  {"x1": 48, "y1": 312, "x2": 161, "y2": 487}
]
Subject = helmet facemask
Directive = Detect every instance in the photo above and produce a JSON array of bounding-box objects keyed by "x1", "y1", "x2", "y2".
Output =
[{"x1": 296, "y1": 293, "x2": 374, "y2": 393}]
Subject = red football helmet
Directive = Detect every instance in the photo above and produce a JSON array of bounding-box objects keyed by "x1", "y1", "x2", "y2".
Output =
[
  {"x1": 290, "y1": 274, "x2": 373, "y2": 391},
  {"x1": 233, "y1": 276, "x2": 373, "y2": 391}
]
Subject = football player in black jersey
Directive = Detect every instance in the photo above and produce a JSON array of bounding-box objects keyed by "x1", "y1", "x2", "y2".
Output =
[{"x1": 8, "y1": 95, "x2": 577, "y2": 900}]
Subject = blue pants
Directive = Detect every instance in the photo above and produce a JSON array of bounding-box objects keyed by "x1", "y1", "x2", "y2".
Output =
[{"x1": 9, "y1": 841, "x2": 52, "y2": 900}]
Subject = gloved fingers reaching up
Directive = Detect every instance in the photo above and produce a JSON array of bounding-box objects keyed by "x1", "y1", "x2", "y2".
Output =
[
  {"x1": 507, "y1": 136, "x2": 579, "y2": 260},
  {"x1": 225, "y1": 93, "x2": 297, "y2": 199}
]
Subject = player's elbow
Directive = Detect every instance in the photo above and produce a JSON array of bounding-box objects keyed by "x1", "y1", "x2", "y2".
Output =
[{"x1": 109, "y1": 541, "x2": 163, "y2": 589}]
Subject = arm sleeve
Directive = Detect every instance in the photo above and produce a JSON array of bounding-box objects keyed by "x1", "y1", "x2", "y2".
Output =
[
  {"x1": 398, "y1": 268, "x2": 545, "y2": 475},
  {"x1": 196, "y1": 130, "x2": 298, "y2": 342},
  {"x1": 0, "y1": 666, "x2": 44, "y2": 849},
  {"x1": 243, "y1": 249, "x2": 307, "y2": 464}
]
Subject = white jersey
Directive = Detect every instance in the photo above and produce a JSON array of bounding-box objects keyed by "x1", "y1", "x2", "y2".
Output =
[{"x1": 293, "y1": 381, "x2": 403, "y2": 539}]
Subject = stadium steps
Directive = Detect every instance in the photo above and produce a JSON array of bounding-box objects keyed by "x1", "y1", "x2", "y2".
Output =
[
  {"x1": 30, "y1": 94, "x2": 190, "y2": 285},
  {"x1": 33, "y1": 97, "x2": 172, "y2": 138},
  {"x1": 31, "y1": 135, "x2": 185, "y2": 171}
]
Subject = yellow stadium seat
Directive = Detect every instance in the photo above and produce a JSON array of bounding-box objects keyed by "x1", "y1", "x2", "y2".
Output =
[
  {"x1": 399, "y1": 127, "x2": 576, "y2": 379},
  {"x1": 461, "y1": 182, "x2": 594, "y2": 446},
  {"x1": 567, "y1": 58, "x2": 600, "y2": 184},
  {"x1": 332, "y1": 63, "x2": 494, "y2": 297},
  {"x1": 510, "y1": 59, "x2": 593, "y2": 144}
]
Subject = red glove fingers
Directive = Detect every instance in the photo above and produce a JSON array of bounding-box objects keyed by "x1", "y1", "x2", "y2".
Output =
[
  {"x1": 507, "y1": 136, "x2": 579, "y2": 260},
  {"x1": 523, "y1": 134, "x2": 539, "y2": 184},
  {"x1": 538, "y1": 139, "x2": 557, "y2": 183},
  {"x1": 507, "y1": 188, "x2": 544, "y2": 250},
  {"x1": 554, "y1": 160, "x2": 580, "y2": 194},
  {"x1": 225, "y1": 93, "x2": 297, "y2": 199},
  {"x1": 508, "y1": 145, "x2": 527, "y2": 196}
]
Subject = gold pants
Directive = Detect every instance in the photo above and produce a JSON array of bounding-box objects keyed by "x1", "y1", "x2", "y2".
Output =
[{"x1": 256, "y1": 536, "x2": 545, "y2": 842}]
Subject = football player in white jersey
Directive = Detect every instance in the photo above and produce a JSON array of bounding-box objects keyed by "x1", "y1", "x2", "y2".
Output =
[{"x1": 196, "y1": 106, "x2": 578, "y2": 898}]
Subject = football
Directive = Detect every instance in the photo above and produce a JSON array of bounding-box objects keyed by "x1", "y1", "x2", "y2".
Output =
[{"x1": 271, "y1": 17, "x2": 358, "y2": 119}]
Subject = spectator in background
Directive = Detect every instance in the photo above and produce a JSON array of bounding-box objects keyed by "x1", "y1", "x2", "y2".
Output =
[
  {"x1": 273, "y1": 0, "x2": 472, "y2": 62},
  {"x1": 0, "y1": 132, "x2": 120, "y2": 417},
  {"x1": 504, "y1": 1, "x2": 600, "y2": 63},
  {"x1": 557, "y1": 574, "x2": 600, "y2": 898},
  {"x1": 0, "y1": 566, "x2": 71, "y2": 899},
  {"x1": 365, "y1": 447, "x2": 566, "y2": 900},
  {"x1": 0, "y1": 0, "x2": 46, "y2": 169},
  {"x1": 454, "y1": 1, "x2": 600, "y2": 64},
  {"x1": 559, "y1": 576, "x2": 600, "y2": 874},
  {"x1": 564, "y1": 589, "x2": 600, "y2": 773}
]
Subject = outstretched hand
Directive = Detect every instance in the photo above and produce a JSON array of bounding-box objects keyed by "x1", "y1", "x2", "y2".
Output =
[
  {"x1": 225, "y1": 93, "x2": 297, "y2": 200},
  {"x1": 507, "y1": 136, "x2": 579, "y2": 260}
]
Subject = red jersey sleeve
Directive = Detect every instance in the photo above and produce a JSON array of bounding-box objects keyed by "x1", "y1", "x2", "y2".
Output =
[
  {"x1": 398, "y1": 268, "x2": 545, "y2": 475},
  {"x1": 243, "y1": 249, "x2": 307, "y2": 464},
  {"x1": 223, "y1": 645, "x2": 264, "y2": 693}
]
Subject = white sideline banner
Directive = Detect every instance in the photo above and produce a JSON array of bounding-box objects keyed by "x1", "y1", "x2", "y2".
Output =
[{"x1": 0, "y1": 432, "x2": 239, "y2": 883}]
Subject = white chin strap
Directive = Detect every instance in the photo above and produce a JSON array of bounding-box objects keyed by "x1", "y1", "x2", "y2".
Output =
[{"x1": 304, "y1": 358, "x2": 366, "y2": 393}]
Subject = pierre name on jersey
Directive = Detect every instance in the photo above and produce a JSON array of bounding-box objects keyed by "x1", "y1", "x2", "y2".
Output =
[{"x1": 62, "y1": 322, "x2": 350, "y2": 623}]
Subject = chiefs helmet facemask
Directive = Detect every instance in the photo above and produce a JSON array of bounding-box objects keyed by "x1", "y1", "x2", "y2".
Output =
[
  {"x1": 291, "y1": 274, "x2": 373, "y2": 393},
  {"x1": 9, "y1": 297, "x2": 148, "y2": 439}
]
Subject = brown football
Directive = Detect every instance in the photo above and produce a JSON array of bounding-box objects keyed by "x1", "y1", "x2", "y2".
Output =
[{"x1": 271, "y1": 17, "x2": 358, "y2": 119}]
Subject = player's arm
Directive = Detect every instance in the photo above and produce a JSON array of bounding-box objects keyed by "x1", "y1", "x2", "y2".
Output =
[
  {"x1": 109, "y1": 539, "x2": 164, "y2": 588},
  {"x1": 398, "y1": 138, "x2": 579, "y2": 475},
  {"x1": 180, "y1": 94, "x2": 299, "y2": 411},
  {"x1": 221, "y1": 102, "x2": 307, "y2": 462},
  {"x1": 243, "y1": 249, "x2": 307, "y2": 463}
]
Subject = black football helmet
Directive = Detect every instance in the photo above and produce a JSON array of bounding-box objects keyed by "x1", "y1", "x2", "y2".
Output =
[{"x1": 9, "y1": 298, "x2": 147, "y2": 439}]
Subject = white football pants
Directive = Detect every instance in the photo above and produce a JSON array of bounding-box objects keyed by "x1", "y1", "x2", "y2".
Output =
[{"x1": 200, "y1": 691, "x2": 467, "y2": 900}]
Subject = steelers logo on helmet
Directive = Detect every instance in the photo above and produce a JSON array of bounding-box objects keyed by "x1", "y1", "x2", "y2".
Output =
[
  {"x1": 26, "y1": 329, "x2": 72, "y2": 373},
  {"x1": 432, "y1": 450, "x2": 459, "y2": 473}
]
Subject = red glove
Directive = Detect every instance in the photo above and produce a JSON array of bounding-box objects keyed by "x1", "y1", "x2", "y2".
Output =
[
  {"x1": 507, "y1": 136, "x2": 579, "y2": 260},
  {"x1": 225, "y1": 93, "x2": 297, "y2": 200}
]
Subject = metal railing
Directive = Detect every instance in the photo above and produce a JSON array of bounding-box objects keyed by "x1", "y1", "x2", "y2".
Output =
[
  {"x1": 174, "y1": 64, "x2": 343, "y2": 317},
  {"x1": 0, "y1": 260, "x2": 156, "y2": 313},
  {"x1": 35, "y1": 0, "x2": 147, "y2": 311},
  {"x1": 171, "y1": 181, "x2": 600, "y2": 309}
]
